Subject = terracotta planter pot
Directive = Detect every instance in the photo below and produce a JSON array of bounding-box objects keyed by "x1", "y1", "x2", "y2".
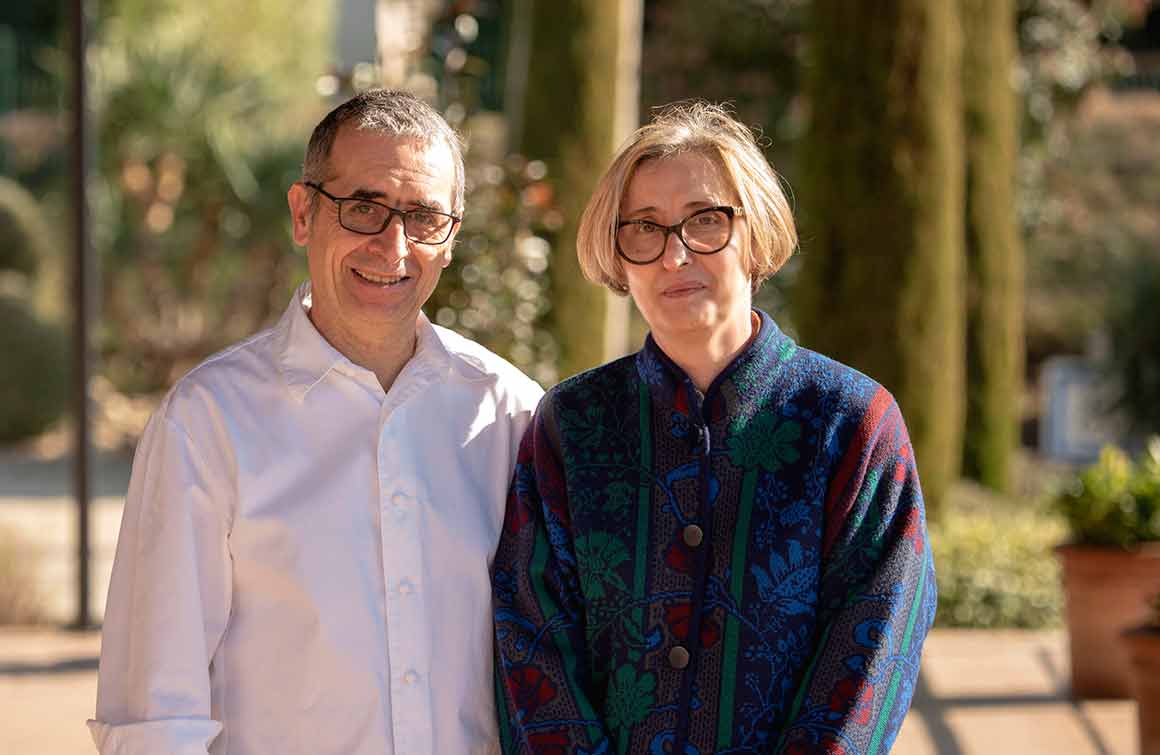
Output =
[
  {"x1": 1125, "y1": 628, "x2": 1160, "y2": 755},
  {"x1": 1056, "y1": 543, "x2": 1160, "y2": 698}
]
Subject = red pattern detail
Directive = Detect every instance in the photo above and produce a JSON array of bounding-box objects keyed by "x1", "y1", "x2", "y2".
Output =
[
  {"x1": 664, "y1": 540, "x2": 691, "y2": 573},
  {"x1": 829, "y1": 676, "x2": 875, "y2": 726},
  {"x1": 822, "y1": 387, "x2": 897, "y2": 557},
  {"x1": 786, "y1": 740, "x2": 849, "y2": 755},
  {"x1": 902, "y1": 507, "x2": 924, "y2": 555},
  {"x1": 508, "y1": 665, "x2": 557, "y2": 715},
  {"x1": 526, "y1": 731, "x2": 571, "y2": 755},
  {"x1": 664, "y1": 603, "x2": 722, "y2": 648}
]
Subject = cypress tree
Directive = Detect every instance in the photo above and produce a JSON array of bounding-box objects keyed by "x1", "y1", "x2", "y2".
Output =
[
  {"x1": 962, "y1": 0, "x2": 1024, "y2": 493},
  {"x1": 794, "y1": 0, "x2": 965, "y2": 516}
]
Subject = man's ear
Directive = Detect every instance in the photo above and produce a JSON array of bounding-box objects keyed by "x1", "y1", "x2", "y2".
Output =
[
  {"x1": 439, "y1": 224, "x2": 460, "y2": 268},
  {"x1": 288, "y1": 183, "x2": 314, "y2": 246}
]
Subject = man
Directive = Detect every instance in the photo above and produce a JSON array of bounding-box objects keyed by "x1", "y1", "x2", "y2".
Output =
[{"x1": 89, "y1": 89, "x2": 543, "y2": 755}]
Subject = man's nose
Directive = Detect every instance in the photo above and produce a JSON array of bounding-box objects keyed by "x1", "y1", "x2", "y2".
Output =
[{"x1": 370, "y1": 212, "x2": 410, "y2": 258}]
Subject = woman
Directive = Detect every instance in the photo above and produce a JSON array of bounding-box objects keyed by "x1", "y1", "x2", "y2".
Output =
[{"x1": 492, "y1": 102, "x2": 935, "y2": 755}]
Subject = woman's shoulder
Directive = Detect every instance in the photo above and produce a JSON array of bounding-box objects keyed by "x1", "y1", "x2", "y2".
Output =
[
  {"x1": 776, "y1": 339, "x2": 896, "y2": 419},
  {"x1": 540, "y1": 353, "x2": 640, "y2": 407}
]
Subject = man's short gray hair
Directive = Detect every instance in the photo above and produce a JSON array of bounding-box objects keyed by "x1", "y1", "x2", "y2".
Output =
[{"x1": 301, "y1": 89, "x2": 465, "y2": 214}]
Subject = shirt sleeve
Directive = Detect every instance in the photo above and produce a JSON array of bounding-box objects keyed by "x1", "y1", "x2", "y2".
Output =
[
  {"x1": 491, "y1": 403, "x2": 614, "y2": 754},
  {"x1": 776, "y1": 389, "x2": 937, "y2": 754},
  {"x1": 88, "y1": 405, "x2": 233, "y2": 755}
]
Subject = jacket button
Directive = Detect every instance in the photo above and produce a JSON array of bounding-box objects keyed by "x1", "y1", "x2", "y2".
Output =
[
  {"x1": 669, "y1": 645, "x2": 690, "y2": 670},
  {"x1": 683, "y1": 524, "x2": 704, "y2": 548}
]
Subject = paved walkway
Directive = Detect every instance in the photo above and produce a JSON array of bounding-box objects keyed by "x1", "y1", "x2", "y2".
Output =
[{"x1": 0, "y1": 627, "x2": 1138, "y2": 754}]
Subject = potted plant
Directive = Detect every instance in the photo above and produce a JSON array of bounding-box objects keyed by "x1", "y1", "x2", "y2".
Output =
[
  {"x1": 1055, "y1": 439, "x2": 1160, "y2": 698},
  {"x1": 1124, "y1": 593, "x2": 1160, "y2": 755}
]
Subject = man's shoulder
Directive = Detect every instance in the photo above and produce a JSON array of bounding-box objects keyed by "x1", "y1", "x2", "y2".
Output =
[
  {"x1": 430, "y1": 323, "x2": 544, "y2": 405},
  {"x1": 160, "y1": 327, "x2": 282, "y2": 419}
]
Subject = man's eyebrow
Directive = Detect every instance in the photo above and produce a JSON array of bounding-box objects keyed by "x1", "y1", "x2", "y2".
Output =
[
  {"x1": 348, "y1": 187, "x2": 388, "y2": 200},
  {"x1": 347, "y1": 187, "x2": 447, "y2": 212}
]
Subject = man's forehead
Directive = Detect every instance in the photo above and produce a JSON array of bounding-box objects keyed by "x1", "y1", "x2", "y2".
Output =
[{"x1": 325, "y1": 128, "x2": 456, "y2": 202}]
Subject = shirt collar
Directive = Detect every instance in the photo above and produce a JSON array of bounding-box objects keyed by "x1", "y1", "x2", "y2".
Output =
[
  {"x1": 634, "y1": 309, "x2": 796, "y2": 423},
  {"x1": 274, "y1": 282, "x2": 454, "y2": 402}
]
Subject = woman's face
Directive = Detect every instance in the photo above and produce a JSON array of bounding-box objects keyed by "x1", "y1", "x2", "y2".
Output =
[{"x1": 618, "y1": 151, "x2": 753, "y2": 347}]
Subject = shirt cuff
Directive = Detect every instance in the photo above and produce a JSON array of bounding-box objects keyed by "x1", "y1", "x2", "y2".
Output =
[{"x1": 87, "y1": 718, "x2": 223, "y2": 755}]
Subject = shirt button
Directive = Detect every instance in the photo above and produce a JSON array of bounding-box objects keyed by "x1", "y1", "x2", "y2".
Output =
[
  {"x1": 683, "y1": 524, "x2": 704, "y2": 548},
  {"x1": 398, "y1": 578, "x2": 415, "y2": 595},
  {"x1": 391, "y1": 491, "x2": 409, "y2": 507},
  {"x1": 669, "y1": 645, "x2": 690, "y2": 670},
  {"x1": 402, "y1": 670, "x2": 420, "y2": 685}
]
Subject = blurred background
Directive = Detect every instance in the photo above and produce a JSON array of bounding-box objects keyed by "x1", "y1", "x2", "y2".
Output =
[{"x1": 0, "y1": 0, "x2": 1158, "y2": 753}]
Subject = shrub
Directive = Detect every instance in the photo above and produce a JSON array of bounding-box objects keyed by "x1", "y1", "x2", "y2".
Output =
[
  {"x1": 1107, "y1": 260, "x2": 1160, "y2": 436},
  {"x1": 0, "y1": 525, "x2": 44, "y2": 624},
  {"x1": 0, "y1": 295, "x2": 68, "y2": 443},
  {"x1": 932, "y1": 482, "x2": 1065, "y2": 628},
  {"x1": 0, "y1": 176, "x2": 51, "y2": 278},
  {"x1": 1054, "y1": 442, "x2": 1160, "y2": 548}
]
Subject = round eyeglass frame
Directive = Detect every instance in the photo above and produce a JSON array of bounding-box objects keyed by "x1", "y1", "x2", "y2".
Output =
[
  {"x1": 615, "y1": 205, "x2": 744, "y2": 265},
  {"x1": 304, "y1": 181, "x2": 461, "y2": 245}
]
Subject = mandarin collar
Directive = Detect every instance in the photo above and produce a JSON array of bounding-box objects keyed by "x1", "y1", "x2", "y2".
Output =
[{"x1": 634, "y1": 309, "x2": 795, "y2": 422}]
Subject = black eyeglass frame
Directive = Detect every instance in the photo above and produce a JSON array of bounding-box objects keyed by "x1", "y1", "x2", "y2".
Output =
[
  {"x1": 304, "y1": 181, "x2": 461, "y2": 245},
  {"x1": 614, "y1": 205, "x2": 745, "y2": 265}
]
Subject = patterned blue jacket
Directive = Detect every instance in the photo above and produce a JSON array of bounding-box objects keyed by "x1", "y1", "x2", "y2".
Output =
[{"x1": 492, "y1": 311, "x2": 936, "y2": 755}]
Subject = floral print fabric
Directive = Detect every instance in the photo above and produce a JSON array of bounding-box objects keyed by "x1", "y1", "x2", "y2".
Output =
[{"x1": 493, "y1": 311, "x2": 936, "y2": 754}]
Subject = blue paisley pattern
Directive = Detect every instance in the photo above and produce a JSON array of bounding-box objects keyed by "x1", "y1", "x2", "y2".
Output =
[{"x1": 493, "y1": 311, "x2": 936, "y2": 755}]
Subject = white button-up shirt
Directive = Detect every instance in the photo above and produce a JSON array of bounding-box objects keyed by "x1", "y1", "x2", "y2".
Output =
[{"x1": 89, "y1": 284, "x2": 543, "y2": 755}]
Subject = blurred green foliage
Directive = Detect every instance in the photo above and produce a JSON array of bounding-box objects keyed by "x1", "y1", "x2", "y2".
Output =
[
  {"x1": 0, "y1": 177, "x2": 67, "y2": 443},
  {"x1": 427, "y1": 150, "x2": 560, "y2": 386},
  {"x1": 1108, "y1": 259, "x2": 1160, "y2": 435},
  {"x1": 1054, "y1": 442, "x2": 1160, "y2": 548},
  {"x1": 423, "y1": 4, "x2": 561, "y2": 386},
  {"x1": 931, "y1": 486, "x2": 1065, "y2": 628},
  {"x1": 86, "y1": 0, "x2": 330, "y2": 393},
  {"x1": 0, "y1": 296, "x2": 68, "y2": 443}
]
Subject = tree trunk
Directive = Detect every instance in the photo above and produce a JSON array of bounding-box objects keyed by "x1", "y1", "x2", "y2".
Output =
[
  {"x1": 794, "y1": 0, "x2": 965, "y2": 516},
  {"x1": 962, "y1": 0, "x2": 1023, "y2": 494},
  {"x1": 514, "y1": 0, "x2": 640, "y2": 378}
]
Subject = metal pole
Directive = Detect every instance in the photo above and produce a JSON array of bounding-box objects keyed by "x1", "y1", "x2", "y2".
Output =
[{"x1": 69, "y1": 0, "x2": 93, "y2": 630}]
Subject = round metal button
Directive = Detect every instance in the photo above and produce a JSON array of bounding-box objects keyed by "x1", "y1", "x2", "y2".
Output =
[
  {"x1": 402, "y1": 670, "x2": 419, "y2": 685},
  {"x1": 668, "y1": 645, "x2": 690, "y2": 670},
  {"x1": 682, "y1": 524, "x2": 704, "y2": 548}
]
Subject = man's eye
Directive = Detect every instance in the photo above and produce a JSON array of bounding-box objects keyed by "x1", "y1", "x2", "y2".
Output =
[
  {"x1": 349, "y1": 202, "x2": 378, "y2": 216},
  {"x1": 408, "y1": 211, "x2": 438, "y2": 228}
]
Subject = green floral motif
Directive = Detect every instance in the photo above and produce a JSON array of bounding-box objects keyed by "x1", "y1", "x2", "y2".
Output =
[
  {"x1": 727, "y1": 411, "x2": 802, "y2": 472},
  {"x1": 575, "y1": 532, "x2": 629, "y2": 599},
  {"x1": 603, "y1": 481, "x2": 635, "y2": 512},
  {"x1": 604, "y1": 665, "x2": 656, "y2": 731}
]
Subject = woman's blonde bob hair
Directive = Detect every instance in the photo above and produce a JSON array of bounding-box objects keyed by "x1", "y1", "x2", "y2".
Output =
[{"x1": 577, "y1": 101, "x2": 797, "y2": 294}]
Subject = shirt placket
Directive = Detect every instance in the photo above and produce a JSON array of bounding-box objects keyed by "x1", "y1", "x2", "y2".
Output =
[{"x1": 377, "y1": 373, "x2": 436, "y2": 755}]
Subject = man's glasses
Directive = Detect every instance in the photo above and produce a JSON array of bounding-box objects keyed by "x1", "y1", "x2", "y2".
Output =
[
  {"x1": 615, "y1": 206, "x2": 744, "y2": 265},
  {"x1": 304, "y1": 182, "x2": 460, "y2": 245}
]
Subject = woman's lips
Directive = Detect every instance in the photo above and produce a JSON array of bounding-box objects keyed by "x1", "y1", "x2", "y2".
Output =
[{"x1": 662, "y1": 281, "x2": 706, "y2": 297}]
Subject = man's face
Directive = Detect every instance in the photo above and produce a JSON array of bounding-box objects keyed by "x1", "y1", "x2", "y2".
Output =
[{"x1": 288, "y1": 128, "x2": 458, "y2": 354}]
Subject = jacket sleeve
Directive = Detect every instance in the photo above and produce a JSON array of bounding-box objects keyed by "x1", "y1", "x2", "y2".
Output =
[
  {"x1": 776, "y1": 389, "x2": 937, "y2": 755},
  {"x1": 87, "y1": 405, "x2": 232, "y2": 755},
  {"x1": 492, "y1": 402, "x2": 614, "y2": 754}
]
